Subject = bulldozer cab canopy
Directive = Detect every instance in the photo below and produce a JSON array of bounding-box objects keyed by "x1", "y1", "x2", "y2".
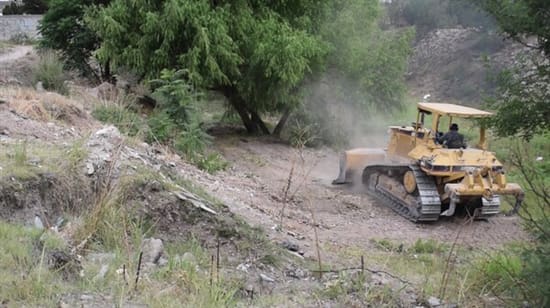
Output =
[
  {"x1": 418, "y1": 103, "x2": 493, "y2": 118},
  {"x1": 415, "y1": 103, "x2": 493, "y2": 150}
]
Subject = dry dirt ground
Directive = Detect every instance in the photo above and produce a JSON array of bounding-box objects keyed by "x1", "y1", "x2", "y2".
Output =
[
  {"x1": 197, "y1": 136, "x2": 527, "y2": 263},
  {"x1": 0, "y1": 45, "x2": 529, "y2": 306},
  {"x1": 0, "y1": 45, "x2": 527, "y2": 262}
]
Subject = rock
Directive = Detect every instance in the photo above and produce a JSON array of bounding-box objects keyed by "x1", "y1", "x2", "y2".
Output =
[
  {"x1": 259, "y1": 273, "x2": 275, "y2": 283},
  {"x1": 282, "y1": 240, "x2": 299, "y2": 252},
  {"x1": 158, "y1": 257, "x2": 168, "y2": 267},
  {"x1": 141, "y1": 238, "x2": 164, "y2": 264},
  {"x1": 34, "y1": 214, "x2": 44, "y2": 229},
  {"x1": 237, "y1": 263, "x2": 250, "y2": 273},
  {"x1": 86, "y1": 163, "x2": 95, "y2": 175},
  {"x1": 427, "y1": 296, "x2": 441, "y2": 307},
  {"x1": 35, "y1": 81, "x2": 45, "y2": 92},
  {"x1": 95, "y1": 126, "x2": 121, "y2": 139},
  {"x1": 181, "y1": 252, "x2": 196, "y2": 265},
  {"x1": 245, "y1": 284, "x2": 255, "y2": 293}
]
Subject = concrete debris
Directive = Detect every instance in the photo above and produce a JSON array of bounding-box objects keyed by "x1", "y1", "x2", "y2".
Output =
[{"x1": 141, "y1": 238, "x2": 164, "y2": 264}]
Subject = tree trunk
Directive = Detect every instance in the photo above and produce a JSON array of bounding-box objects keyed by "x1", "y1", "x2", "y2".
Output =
[
  {"x1": 273, "y1": 107, "x2": 291, "y2": 137},
  {"x1": 251, "y1": 110, "x2": 271, "y2": 135},
  {"x1": 230, "y1": 97, "x2": 258, "y2": 134}
]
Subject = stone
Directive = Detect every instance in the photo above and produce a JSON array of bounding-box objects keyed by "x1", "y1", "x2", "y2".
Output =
[
  {"x1": 141, "y1": 238, "x2": 164, "y2": 264},
  {"x1": 282, "y1": 240, "x2": 299, "y2": 252},
  {"x1": 259, "y1": 273, "x2": 275, "y2": 283},
  {"x1": 427, "y1": 296, "x2": 441, "y2": 307},
  {"x1": 35, "y1": 81, "x2": 44, "y2": 92},
  {"x1": 86, "y1": 163, "x2": 95, "y2": 175}
]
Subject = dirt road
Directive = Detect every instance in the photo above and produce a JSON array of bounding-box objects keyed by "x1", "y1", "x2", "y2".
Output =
[{"x1": 186, "y1": 136, "x2": 528, "y2": 264}]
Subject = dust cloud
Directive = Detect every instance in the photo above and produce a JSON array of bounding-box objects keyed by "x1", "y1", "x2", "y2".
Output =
[{"x1": 301, "y1": 72, "x2": 401, "y2": 150}]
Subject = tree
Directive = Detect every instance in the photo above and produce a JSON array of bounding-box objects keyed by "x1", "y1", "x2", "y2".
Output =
[
  {"x1": 87, "y1": 0, "x2": 328, "y2": 134},
  {"x1": 2, "y1": 0, "x2": 47, "y2": 15},
  {"x1": 476, "y1": 0, "x2": 550, "y2": 139},
  {"x1": 41, "y1": 0, "x2": 412, "y2": 136},
  {"x1": 38, "y1": 0, "x2": 111, "y2": 80},
  {"x1": 22, "y1": 0, "x2": 48, "y2": 14}
]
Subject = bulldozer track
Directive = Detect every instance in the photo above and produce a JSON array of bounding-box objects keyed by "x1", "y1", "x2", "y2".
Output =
[{"x1": 363, "y1": 164, "x2": 441, "y2": 222}]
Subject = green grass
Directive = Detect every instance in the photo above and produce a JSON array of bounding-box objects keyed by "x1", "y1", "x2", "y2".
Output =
[
  {"x1": 0, "y1": 141, "x2": 70, "y2": 179},
  {"x1": 0, "y1": 222, "x2": 71, "y2": 306},
  {"x1": 92, "y1": 103, "x2": 146, "y2": 138}
]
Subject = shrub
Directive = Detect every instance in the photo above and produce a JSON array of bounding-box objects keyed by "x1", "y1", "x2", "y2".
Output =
[
  {"x1": 146, "y1": 110, "x2": 178, "y2": 144},
  {"x1": 32, "y1": 50, "x2": 68, "y2": 95},
  {"x1": 149, "y1": 69, "x2": 200, "y2": 127},
  {"x1": 410, "y1": 239, "x2": 446, "y2": 254},
  {"x1": 193, "y1": 153, "x2": 228, "y2": 174},
  {"x1": 174, "y1": 122, "x2": 213, "y2": 158}
]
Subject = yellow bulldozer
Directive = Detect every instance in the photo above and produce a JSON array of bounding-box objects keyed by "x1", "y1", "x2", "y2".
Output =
[{"x1": 333, "y1": 102, "x2": 524, "y2": 222}]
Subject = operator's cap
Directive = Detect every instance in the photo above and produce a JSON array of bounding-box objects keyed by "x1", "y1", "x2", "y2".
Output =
[{"x1": 450, "y1": 123, "x2": 459, "y2": 131}]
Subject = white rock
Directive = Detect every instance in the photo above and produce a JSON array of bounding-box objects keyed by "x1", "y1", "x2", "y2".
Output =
[
  {"x1": 141, "y1": 238, "x2": 164, "y2": 264},
  {"x1": 259, "y1": 273, "x2": 275, "y2": 283}
]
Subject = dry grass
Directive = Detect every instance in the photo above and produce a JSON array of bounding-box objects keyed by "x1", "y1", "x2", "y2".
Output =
[{"x1": 1, "y1": 86, "x2": 87, "y2": 124}]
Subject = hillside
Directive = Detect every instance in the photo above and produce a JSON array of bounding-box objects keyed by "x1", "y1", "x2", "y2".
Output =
[
  {"x1": 0, "y1": 41, "x2": 533, "y2": 307},
  {"x1": 407, "y1": 27, "x2": 531, "y2": 104}
]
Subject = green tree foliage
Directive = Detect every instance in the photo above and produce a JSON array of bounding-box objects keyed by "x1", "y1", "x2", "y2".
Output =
[
  {"x1": 475, "y1": 0, "x2": 550, "y2": 139},
  {"x1": 22, "y1": 0, "x2": 48, "y2": 14},
  {"x1": 2, "y1": 1, "x2": 24, "y2": 14},
  {"x1": 38, "y1": 0, "x2": 111, "y2": 79},
  {"x1": 2, "y1": 0, "x2": 47, "y2": 14},
  {"x1": 87, "y1": 0, "x2": 328, "y2": 134},
  {"x1": 41, "y1": 0, "x2": 413, "y2": 137}
]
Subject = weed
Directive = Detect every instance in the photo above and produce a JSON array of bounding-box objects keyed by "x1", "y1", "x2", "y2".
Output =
[
  {"x1": 146, "y1": 110, "x2": 178, "y2": 144},
  {"x1": 0, "y1": 222, "x2": 68, "y2": 306},
  {"x1": 410, "y1": 239, "x2": 446, "y2": 254},
  {"x1": 92, "y1": 103, "x2": 145, "y2": 137},
  {"x1": 13, "y1": 141, "x2": 28, "y2": 167},
  {"x1": 32, "y1": 50, "x2": 68, "y2": 95},
  {"x1": 193, "y1": 152, "x2": 229, "y2": 174}
]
